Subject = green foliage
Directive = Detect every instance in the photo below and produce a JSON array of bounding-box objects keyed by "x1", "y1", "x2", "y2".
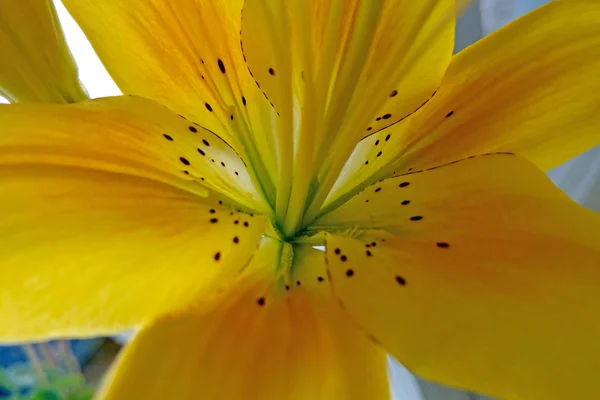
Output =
[{"x1": 0, "y1": 363, "x2": 94, "y2": 400}]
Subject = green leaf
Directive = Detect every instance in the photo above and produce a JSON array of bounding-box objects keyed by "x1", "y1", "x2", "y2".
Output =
[{"x1": 30, "y1": 389, "x2": 60, "y2": 400}]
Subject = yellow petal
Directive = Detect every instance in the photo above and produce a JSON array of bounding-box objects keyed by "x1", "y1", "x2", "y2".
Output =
[
  {"x1": 392, "y1": 0, "x2": 600, "y2": 173},
  {"x1": 323, "y1": 0, "x2": 600, "y2": 212},
  {"x1": 98, "y1": 241, "x2": 389, "y2": 400},
  {"x1": 0, "y1": 0, "x2": 88, "y2": 104},
  {"x1": 60, "y1": 0, "x2": 279, "y2": 201},
  {"x1": 321, "y1": 125, "x2": 409, "y2": 214},
  {"x1": 242, "y1": 0, "x2": 454, "y2": 139},
  {"x1": 318, "y1": 154, "x2": 600, "y2": 399},
  {"x1": 0, "y1": 96, "x2": 269, "y2": 213},
  {"x1": 0, "y1": 165, "x2": 266, "y2": 342},
  {"x1": 241, "y1": 0, "x2": 456, "y2": 234}
]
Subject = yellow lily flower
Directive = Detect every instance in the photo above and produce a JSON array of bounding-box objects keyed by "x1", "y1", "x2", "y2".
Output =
[{"x1": 1, "y1": 0, "x2": 600, "y2": 399}]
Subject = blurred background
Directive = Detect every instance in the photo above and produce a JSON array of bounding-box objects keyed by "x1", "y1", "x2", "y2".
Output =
[{"x1": 1, "y1": 0, "x2": 598, "y2": 399}]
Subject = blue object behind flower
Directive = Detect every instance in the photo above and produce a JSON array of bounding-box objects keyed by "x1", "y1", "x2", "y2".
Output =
[{"x1": 0, "y1": 340, "x2": 102, "y2": 368}]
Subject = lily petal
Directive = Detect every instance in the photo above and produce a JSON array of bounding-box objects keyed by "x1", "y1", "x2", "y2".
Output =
[
  {"x1": 242, "y1": 0, "x2": 454, "y2": 138},
  {"x1": 0, "y1": 96, "x2": 268, "y2": 213},
  {"x1": 0, "y1": 166, "x2": 266, "y2": 342},
  {"x1": 323, "y1": 0, "x2": 600, "y2": 211},
  {"x1": 321, "y1": 129, "x2": 404, "y2": 214},
  {"x1": 0, "y1": 0, "x2": 88, "y2": 103},
  {"x1": 97, "y1": 241, "x2": 389, "y2": 400},
  {"x1": 241, "y1": 0, "x2": 455, "y2": 232},
  {"x1": 317, "y1": 154, "x2": 600, "y2": 399},
  {"x1": 61, "y1": 0, "x2": 279, "y2": 200},
  {"x1": 393, "y1": 0, "x2": 600, "y2": 173}
]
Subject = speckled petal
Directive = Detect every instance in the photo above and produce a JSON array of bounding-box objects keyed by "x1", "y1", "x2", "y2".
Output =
[
  {"x1": 0, "y1": 96, "x2": 269, "y2": 213},
  {"x1": 60, "y1": 0, "x2": 279, "y2": 202},
  {"x1": 240, "y1": 0, "x2": 456, "y2": 233},
  {"x1": 325, "y1": 0, "x2": 600, "y2": 210},
  {"x1": 97, "y1": 242, "x2": 390, "y2": 400},
  {"x1": 317, "y1": 154, "x2": 600, "y2": 399},
  {"x1": 0, "y1": 166, "x2": 266, "y2": 342},
  {"x1": 0, "y1": 95, "x2": 270, "y2": 341}
]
